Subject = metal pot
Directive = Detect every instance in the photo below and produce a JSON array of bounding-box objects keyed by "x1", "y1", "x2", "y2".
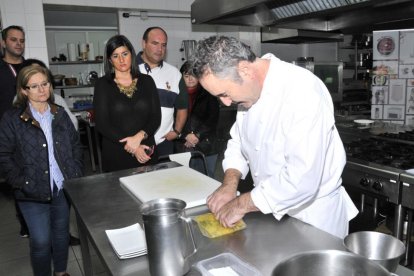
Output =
[
  {"x1": 52, "y1": 74, "x2": 65, "y2": 86},
  {"x1": 86, "y1": 71, "x2": 98, "y2": 85},
  {"x1": 140, "y1": 198, "x2": 197, "y2": 276},
  {"x1": 344, "y1": 231, "x2": 405, "y2": 273},
  {"x1": 64, "y1": 77, "x2": 78, "y2": 86},
  {"x1": 272, "y1": 250, "x2": 392, "y2": 276}
]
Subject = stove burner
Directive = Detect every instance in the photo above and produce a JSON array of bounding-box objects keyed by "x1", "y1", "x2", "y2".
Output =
[
  {"x1": 378, "y1": 130, "x2": 414, "y2": 141},
  {"x1": 344, "y1": 138, "x2": 414, "y2": 170}
]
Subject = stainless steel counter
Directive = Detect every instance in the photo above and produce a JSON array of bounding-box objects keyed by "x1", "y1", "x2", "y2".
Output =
[
  {"x1": 336, "y1": 119, "x2": 414, "y2": 141},
  {"x1": 64, "y1": 162, "x2": 414, "y2": 276}
]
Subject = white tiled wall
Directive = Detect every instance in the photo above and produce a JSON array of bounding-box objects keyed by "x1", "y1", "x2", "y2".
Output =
[
  {"x1": 0, "y1": 0, "x2": 49, "y2": 65},
  {"x1": 119, "y1": 10, "x2": 219, "y2": 69}
]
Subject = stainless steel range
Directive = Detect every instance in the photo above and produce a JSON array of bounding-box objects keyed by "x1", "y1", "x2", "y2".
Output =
[
  {"x1": 400, "y1": 172, "x2": 414, "y2": 266},
  {"x1": 339, "y1": 125, "x2": 414, "y2": 266},
  {"x1": 340, "y1": 133, "x2": 414, "y2": 240}
]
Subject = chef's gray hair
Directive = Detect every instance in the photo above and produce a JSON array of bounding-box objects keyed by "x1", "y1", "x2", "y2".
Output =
[{"x1": 190, "y1": 36, "x2": 256, "y2": 83}]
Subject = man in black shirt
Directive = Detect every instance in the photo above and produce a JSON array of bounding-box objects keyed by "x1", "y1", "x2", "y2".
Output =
[
  {"x1": 0, "y1": 25, "x2": 25, "y2": 119},
  {"x1": 0, "y1": 25, "x2": 27, "y2": 238}
]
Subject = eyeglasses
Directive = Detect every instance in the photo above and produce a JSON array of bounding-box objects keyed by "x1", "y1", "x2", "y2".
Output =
[{"x1": 25, "y1": 81, "x2": 50, "y2": 91}]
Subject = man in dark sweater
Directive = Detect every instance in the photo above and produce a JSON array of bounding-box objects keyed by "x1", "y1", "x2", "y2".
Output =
[
  {"x1": 0, "y1": 25, "x2": 25, "y2": 119},
  {"x1": 0, "y1": 25, "x2": 27, "y2": 238}
]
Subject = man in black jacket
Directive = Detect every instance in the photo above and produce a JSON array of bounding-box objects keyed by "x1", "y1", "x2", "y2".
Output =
[
  {"x1": 0, "y1": 25, "x2": 25, "y2": 119},
  {"x1": 0, "y1": 25, "x2": 27, "y2": 237}
]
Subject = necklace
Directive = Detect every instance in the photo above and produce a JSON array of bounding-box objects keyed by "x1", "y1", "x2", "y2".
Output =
[{"x1": 115, "y1": 78, "x2": 137, "y2": 98}]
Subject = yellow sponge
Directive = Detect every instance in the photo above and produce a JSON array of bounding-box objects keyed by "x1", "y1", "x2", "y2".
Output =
[{"x1": 194, "y1": 212, "x2": 246, "y2": 238}]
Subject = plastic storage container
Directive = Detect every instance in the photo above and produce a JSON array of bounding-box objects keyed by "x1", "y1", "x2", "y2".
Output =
[{"x1": 195, "y1": 252, "x2": 262, "y2": 276}]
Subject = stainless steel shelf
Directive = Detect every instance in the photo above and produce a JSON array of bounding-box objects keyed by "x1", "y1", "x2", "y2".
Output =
[
  {"x1": 340, "y1": 46, "x2": 372, "y2": 52},
  {"x1": 50, "y1": 61, "x2": 102, "y2": 65},
  {"x1": 54, "y1": 85, "x2": 94, "y2": 89},
  {"x1": 341, "y1": 101, "x2": 370, "y2": 106}
]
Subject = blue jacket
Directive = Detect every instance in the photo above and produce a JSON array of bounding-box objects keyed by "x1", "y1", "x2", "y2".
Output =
[{"x1": 0, "y1": 103, "x2": 83, "y2": 202}]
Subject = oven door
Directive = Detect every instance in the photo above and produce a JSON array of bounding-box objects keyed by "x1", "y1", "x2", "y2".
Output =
[{"x1": 342, "y1": 161, "x2": 401, "y2": 205}]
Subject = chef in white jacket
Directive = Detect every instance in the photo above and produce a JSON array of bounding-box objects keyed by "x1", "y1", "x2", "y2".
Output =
[{"x1": 191, "y1": 36, "x2": 358, "y2": 238}]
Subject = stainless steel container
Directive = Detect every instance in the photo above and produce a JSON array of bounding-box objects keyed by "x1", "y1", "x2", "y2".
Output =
[
  {"x1": 272, "y1": 250, "x2": 392, "y2": 276},
  {"x1": 344, "y1": 231, "x2": 406, "y2": 272},
  {"x1": 140, "y1": 198, "x2": 197, "y2": 276}
]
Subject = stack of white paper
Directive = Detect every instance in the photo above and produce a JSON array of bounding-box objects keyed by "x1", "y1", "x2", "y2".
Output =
[
  {"x1": 405, "y1": 169, "x2": 414, "y2": 175},
  {"x1": 105, "y1": 223, "x2": 147, "y2": 259}
]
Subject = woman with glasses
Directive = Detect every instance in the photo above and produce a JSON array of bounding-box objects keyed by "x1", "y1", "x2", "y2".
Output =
[
  {"x1": 0, "y1": 64, "x2": 83, "y2": 276},
  {"x1": 93, "y1": 35, "x2": 161, "y2": 172}
]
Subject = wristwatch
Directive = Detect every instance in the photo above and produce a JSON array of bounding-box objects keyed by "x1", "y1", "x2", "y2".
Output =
[{"x1": 173, "y1": 128, "x2": 182, "y2": 138}]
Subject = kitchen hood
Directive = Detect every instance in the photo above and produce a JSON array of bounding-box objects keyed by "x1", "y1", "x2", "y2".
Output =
[
  {"x1": 191, "y1": 0, "x2": 414, "y2": 43},
  {"x1": 262, "y1": 27, "x2": 343, "y2": 44}
]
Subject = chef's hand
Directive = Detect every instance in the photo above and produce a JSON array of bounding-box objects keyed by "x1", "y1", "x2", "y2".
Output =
[
  {"x1": 207, "y1": 168, "x2": 240, "y2": 214},
  {"x1": 134, "y1": 145, "x2": 152, "y2": 164},
  {"x1": 207, "y1": 184, "x2": 237, "y2": 214},
  {"x1": 216, "y1": 192, "x2": 259, "y2": 228}
]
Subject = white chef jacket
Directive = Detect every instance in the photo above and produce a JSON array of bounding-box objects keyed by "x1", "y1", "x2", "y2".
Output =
[{"x1": 223, "y1": 54, "x2": 358, "y2": 238}]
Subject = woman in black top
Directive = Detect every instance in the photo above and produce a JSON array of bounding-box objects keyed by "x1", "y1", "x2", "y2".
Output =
[{"x1": 93, "y1": 35, "x2": 161, "y2": 172}]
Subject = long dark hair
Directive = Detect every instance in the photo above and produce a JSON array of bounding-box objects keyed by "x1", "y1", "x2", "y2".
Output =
[{"x1": 104, "y1": 35, "x2": 139, "y2": 77}]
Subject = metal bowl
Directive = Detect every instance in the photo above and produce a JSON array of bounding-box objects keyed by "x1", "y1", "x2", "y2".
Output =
[
  {"x1": 272, "y1": 250, "x2": 391, "y2": 276},
  {"x1": 344, "y1": 231, "x2": 405, "y2": 272}
]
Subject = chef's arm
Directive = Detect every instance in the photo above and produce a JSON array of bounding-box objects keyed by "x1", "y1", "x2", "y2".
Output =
[
  {"x1": 222, "y1": 121, "x2": 250, "y2": 178},
  {"x1": 222, "y1": 168, "x2": 241, "y2": 191},
  {"x1": 215, "y1": 191, "x2": 259, "y2": 228},
  {"x1": 237, "y1": 192, "x2": 259, "y2": 213}
]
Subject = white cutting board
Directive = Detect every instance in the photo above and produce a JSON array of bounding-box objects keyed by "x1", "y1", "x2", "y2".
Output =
[{"x1": 119, "y1": 166, "x2": 221, "y2": 209}]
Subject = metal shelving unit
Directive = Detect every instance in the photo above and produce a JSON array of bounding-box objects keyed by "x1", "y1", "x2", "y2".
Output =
[
  {"x1": 50, "y1": 60, "x2": 102, "y2": 65},
  {"x1": 337, "y1": 35, "x2": 373, "y2": 117}
]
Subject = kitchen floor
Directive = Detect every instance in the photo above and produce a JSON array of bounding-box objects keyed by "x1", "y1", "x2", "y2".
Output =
[{"x1": 0, "y1": 149, "x2": 111, "y2": 276}]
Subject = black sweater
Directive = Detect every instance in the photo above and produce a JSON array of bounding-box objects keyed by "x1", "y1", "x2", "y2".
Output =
[
  {"x1": 93, "y1": 74, "x2": 161, "y2": 172},
  {"x1": 0, "y1": 59, "x2": 24, "y2": 120},
  {"x1": 178, "y1": 86, "x2": 220, "y2": 155}
]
